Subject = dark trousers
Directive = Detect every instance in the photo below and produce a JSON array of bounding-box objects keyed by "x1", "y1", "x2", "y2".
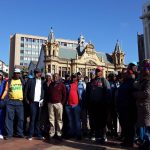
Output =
[
  {"x1": 80, "y1": 105, "x2": 88, "y2": 134},
  {"x1": 5, "y1": 100, "x2": 24, "y2": 137},
  {"x1": 23, "y1": 102, "x2": 30, "y2": 135},
  {"x1": 107, "y1": 104, "x2": 118, "y2": 135},
  {"x1": 88, "y1": 102, "x2": 108, "y2": 138},
  {"x1": 65, "y1": 105, "x2": 81, "y2": 137},
  {"x1": 0, "y1": 108, "x2": 5, "y2": 135},
  {"x1": 29, "y1": 102, "x2": 42, "y2": 137},
  {"x1": 118, "y1": 107, "x2": 136, "y2": 144}
]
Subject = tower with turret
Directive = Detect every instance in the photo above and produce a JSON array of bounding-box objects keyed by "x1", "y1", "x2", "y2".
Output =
[
  {"x1": 45, "y1": 27, "x2": 59, "y2": 57},
  {"x1": 112, "y1": 41, "x2": 125, "y2": 70}
]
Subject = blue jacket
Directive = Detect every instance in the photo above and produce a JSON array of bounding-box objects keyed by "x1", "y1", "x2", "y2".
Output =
[{"x1": 0, "y1": 80, "x2": 6, "y2": 100}]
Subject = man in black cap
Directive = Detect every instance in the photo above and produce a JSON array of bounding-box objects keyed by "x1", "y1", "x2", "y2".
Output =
[{"x1": 24, "y1": 68, "x2": 45, "y2": 140}]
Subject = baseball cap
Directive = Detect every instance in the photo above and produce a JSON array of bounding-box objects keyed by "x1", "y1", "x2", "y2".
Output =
[
  {"x1": 95, "y1": 66, "x2": 103, "y2": 72},
  {"x1": 65, "y1": 73, "x2": 70, "y2": 78},
  {"x1": 46, "y1": 73, "x2": 52, "y2": 76},
  {"x1": 71, "y1": 73, "x2": 77, "y2": 78},
  {"x1": 77, "y1": 72, "x2": 82, "y2": 76},
  {"x1": 14, "y1": 68, "x2": 21, "y2": 73}
]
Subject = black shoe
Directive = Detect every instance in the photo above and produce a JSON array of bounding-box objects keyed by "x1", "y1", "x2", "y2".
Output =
[
  {"x1": 37, "y1": 136, "x2": 45, "y2": 140},
  {"x1": 120, "y1": 142, "x2": 133, "y2": 147},
  {"x1": 15, "y1": 135, "x2": 25, "y2": 138},
  {"x1": 4, "y1": 136, "x2": 12, "y2": 140},
  {"x1": 76, "y1": 135, "x2": 82, "y2": 141},
  {"x1": 56, "y1": 136, "x2": 63, "y2": 141}
]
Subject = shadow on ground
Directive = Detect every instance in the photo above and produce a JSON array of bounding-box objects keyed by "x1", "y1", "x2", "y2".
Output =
[{"x1": 43, "y1": 138, "x2": 130, "y2": 150}]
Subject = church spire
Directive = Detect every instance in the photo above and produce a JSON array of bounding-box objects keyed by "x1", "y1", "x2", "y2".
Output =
[
  {"x1": 114, "y1": 40, "x2": 122, "y2": 53},
  {"x1": 48, "y1": 27, "x2": 55, "y2": 42}
]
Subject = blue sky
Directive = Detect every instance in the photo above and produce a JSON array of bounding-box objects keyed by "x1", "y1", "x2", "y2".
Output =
[{"x1": 0, "y1": 0, "x2": 148, "y2": 65}]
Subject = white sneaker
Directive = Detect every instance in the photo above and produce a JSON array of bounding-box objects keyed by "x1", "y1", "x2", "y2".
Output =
[
  {"x1": 27, "y1": 137, "x2": 32, "y2": 141},
  {"x1": 0, "y1": 135, "x2": 4, "y2": 139},
  {"x1": 90, "y1": 137, "x2": 96, "y2": 141}
]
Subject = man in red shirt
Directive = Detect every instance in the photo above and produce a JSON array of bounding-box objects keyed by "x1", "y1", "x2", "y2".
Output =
[
  {"x1": 65, "y1": 73, "x2": 82, "y2": 140},
  {"x1": 47, "y1": 73, "x2": 66, "y2": 141}
]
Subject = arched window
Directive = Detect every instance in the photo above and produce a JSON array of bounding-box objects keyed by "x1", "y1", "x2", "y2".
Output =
[{"x1": 53, "y1": 50, "x2": 55, "y2": 56}]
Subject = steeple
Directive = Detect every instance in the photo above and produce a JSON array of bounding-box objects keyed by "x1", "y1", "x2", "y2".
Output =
[
  {"x1": 112, "y1": 40, "x2": 125, "y2": 66},
  {"x1": 114, "y1": 40, "x2": 122, "y2": 53},
  {"x1": 48, "y1": 27, "x2": 55, "y2": 42},
  {"x1": 78, "y1": 34, "x2": 85, "y2": 46}
]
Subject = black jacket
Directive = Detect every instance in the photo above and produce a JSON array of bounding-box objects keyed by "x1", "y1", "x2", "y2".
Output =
[{"x1": 24, "y1": 78, "x2": 44, "y2": 103}]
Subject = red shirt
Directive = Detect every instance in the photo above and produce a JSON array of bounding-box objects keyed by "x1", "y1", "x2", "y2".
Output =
[{"x1": 68, "y1": 81, "x2": 79, "y2": 106}]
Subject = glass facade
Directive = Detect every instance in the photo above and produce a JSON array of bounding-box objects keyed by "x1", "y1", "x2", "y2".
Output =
[{"x1": 20, "y1": 37, "x2": 47, "y2": 66}]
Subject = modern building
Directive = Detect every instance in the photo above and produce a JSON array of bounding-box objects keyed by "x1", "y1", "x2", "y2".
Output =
[
  {"x1": 0, "y1": 60, "x2": 9, "y2": 75},
  {"x1": 140, "y1": 1, "x2": 150, "y2": 59},
  {"x1": 9, "y1": 33, "x2": 47, "y2": 74},
  {"x1": 34, "y1": 30, "x2": 125, "y2": 78},
  {"x1": 137, "y1": 33, "x2": 145, "y2": 63}
]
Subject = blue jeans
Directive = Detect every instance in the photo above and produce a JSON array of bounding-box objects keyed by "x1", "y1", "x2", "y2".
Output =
[
  {"x1": 29, "y1": 102, "x2": 42, "y2": 137},
  {"x1": 137, "y1": 127, "x2": 146, "y2": 141},
  {"x1": 65, "y1": 105, "x2": 81, "y2": 137},
  {"x1": 0, "y1": 108, "x2": 5, "y2": 135},
  {"x1": 5, "y1": 100, "x2": 24, "y2": 137}
]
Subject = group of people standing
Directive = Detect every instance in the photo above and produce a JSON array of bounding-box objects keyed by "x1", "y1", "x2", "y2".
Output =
[{"x1": 0, "y1": 59, "x2": 150, "y2": 149}]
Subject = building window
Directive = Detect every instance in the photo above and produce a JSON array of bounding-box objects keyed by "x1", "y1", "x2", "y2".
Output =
[
  {"x1": 61, "y1": 42, "x2": 67, "y2": 46},
  {"x1": 147, "y1": 5, "x2": 150, "y2": 11},
  {"x1": 20, "y1": 63, "x2": 23, "y2": 65},
  {"x1": 28, "y1": 44, "x2": 31, "y2": 48},
  {"x1": 28, "y1": 38, "x2": 32, "y2": 42},
  {"x1": 25, "y1": 38, "x2": 28, "y2": 42},
  {"x1": 48, "y1": 65, "x2": 51, "y2": 72},
  {"x1": 20, "y1": 56, "x2": 24, "y2": 60},
  {"x1": 20, "y1": 50, "x2": 24, "y2": 54},
  {"x1": 24, "y1": 63, "x2": 28, "y2": 66},
  {"x1": 62, "y1": 67, "x2": 67, "y2": 77},
  {"x1": 87, "y1": 68, "x2": 94, "y2": 78},
  {"x1": 52, "y1": 65, "x2": 55, "y2": 74},
  {"x1": 36, "y1": 39, "x2": 39, "y2": 43},
  {"x1": 53, "y1": 50, "x2": 55, "y2": 56},
  {"x1": 68, "y1": 67, "x2": 70, "y2": 75},
  {"x1": 32, "y1": 45, "x2": 36, "y2": 49},
  {"x1": 21, "y1": 37, "x2": 24, "y2": 42},
  {"x1": 20, "y1": 43, "x2": 24, "y2": 47},
  {"x1": 79, "y1": 68, "x2": 86, "y2": 77},
  {"x1": 48, "y1": 50, "x2": 51, "y2": 56},
  {"x1": 59, "y1": 67, "x2": 61, "y2": 76},
  {"x1": 28, "y1": 51, "x2": 31, "y2": 55},
  {"x1": 32, "y1": 39, "x2": 36, "y2": 43}
]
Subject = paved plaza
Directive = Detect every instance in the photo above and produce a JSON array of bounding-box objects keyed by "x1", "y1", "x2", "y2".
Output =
[{"x1": 0, "y1": 137, "x2": 132, "y2": 150}]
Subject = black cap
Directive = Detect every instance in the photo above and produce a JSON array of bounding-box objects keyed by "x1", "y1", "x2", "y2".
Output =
[
  {"x1": 77, "y1": 72, "x2": 82, "y2": 76},
  {"x1": 34, "y1": 68, "x2": 41, "y2": 74},
  {"x1": 71, "y1": 73, "x2": 77, "y2": 78},
  {"x1": 65, "y1": 73, "x2": 70, "y2": 78}
]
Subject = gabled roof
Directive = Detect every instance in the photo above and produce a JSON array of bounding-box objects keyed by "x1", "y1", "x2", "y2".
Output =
[{"x1": 96, "y1": 52, "x2": 113, "y2": 64}]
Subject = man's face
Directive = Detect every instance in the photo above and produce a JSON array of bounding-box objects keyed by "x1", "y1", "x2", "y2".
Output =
[
  {"x1": 53, "y1": 74, "x2": 59, "y2": 82},
  {"x1": 77, "y1": 74, "x2": 82, "y2": 80},
  {"x1": 72, "y1": 77, "x2": 77, "y2": 82},
  {"x1": 14, "y1": 72, "x2": 21, "y2": 79},
  {"x1": 90, "y1": 73, "x2": 95, "y2": 79},
  {"x1": 132, "y1": 65, "x2": 137, "y2": 72},
  {"x1": 46, "y1": 75, "x2": 52, "y2": 81},
  {"x1": 95, "y1": 69, "x2": 102, "y2": 77},
  {"x1": 35, "y1": 72, "x2": 42, "y2": 78},
  {"x1": 0, "y1": 74, "x2": 3, "y2": 80}
]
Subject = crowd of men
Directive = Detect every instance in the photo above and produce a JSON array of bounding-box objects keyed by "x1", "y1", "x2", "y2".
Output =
[{"x1": 0, "y1": 59, "x2": 150, "y2": 149}]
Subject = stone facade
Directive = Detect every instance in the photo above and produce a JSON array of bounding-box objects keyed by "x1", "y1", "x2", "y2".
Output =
[{"x1": 36, "y1": 29, "x2": 125, "y2": 78}]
